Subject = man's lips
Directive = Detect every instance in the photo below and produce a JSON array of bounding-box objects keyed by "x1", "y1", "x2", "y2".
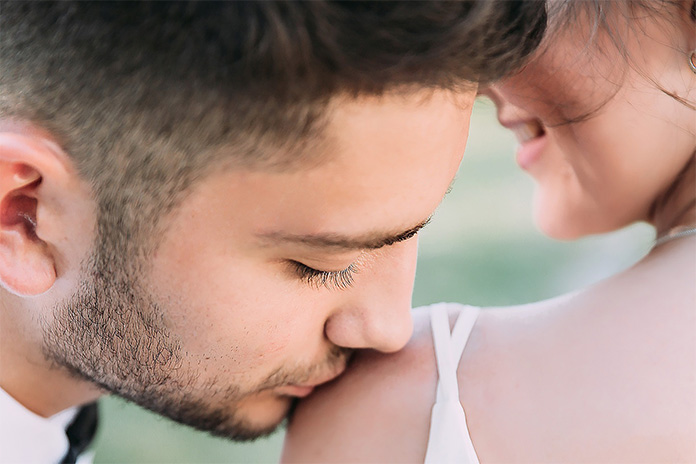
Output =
[
  {"x1": 275, "y1": 385, "x2": 316, "y2": 398},
  {"x1": 274, "y1": 367, "x2": 347, "y2": 398}
]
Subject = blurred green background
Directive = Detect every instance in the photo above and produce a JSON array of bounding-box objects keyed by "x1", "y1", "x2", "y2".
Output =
[{"x1": 91, "y1": 101, "x2": 654, "y2": 463}]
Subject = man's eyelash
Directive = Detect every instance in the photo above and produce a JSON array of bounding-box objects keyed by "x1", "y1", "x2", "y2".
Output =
[{"x1": 291, "y1": 261, "x2": 358, "y2": 290}]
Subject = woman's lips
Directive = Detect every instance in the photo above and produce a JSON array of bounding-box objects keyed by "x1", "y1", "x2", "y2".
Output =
[
  {"x1": 510, "y1": 121, "x2": 544, "y2": 143},
  {"x1": 504, "y1": 120, "x2": 546, "y2": 170},
  {"x1": 515, "y1": 132, "x2": 547, "y2": 170}
]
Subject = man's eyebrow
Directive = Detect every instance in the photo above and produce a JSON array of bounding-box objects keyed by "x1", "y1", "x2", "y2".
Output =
[{"x1": 257, "y1": 217, "x2": 432, "y2": 251}]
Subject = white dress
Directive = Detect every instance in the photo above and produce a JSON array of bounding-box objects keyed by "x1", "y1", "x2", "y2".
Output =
[{"x1": 424, "y1": 303, "x2": 481, "y2": 464}]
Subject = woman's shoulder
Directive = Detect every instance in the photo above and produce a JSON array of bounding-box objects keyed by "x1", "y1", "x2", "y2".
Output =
[
  {"x1": 460, "y1": 258, "x2": 696, "y2": 462},
  {"x1": 282, "y1": 305, "x2": 447, "y2": 463},
  {"x1": 282, "y1": 258, "x2": 696, "y2": 462}
]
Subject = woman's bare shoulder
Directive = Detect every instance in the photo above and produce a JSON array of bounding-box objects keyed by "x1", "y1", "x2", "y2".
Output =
[
  {"x1": 281, "y1": 307, "x2": 438, "y2": 463},
  {"x1": 461, "y1": 250, "x2": 696, "y2": 462}
]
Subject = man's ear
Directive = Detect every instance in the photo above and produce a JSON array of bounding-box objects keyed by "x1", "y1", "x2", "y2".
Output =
[{"x1": 0, "y1": 133, "x2": 65, "y2": 296}]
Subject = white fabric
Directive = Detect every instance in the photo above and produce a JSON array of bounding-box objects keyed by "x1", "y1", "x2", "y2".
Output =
[
  {"x1": 0, "y1": 387, "x2": 78, "y2": 464},
  {"x1": 424, "y1": 303, "x2": 480, "y2": 464}
]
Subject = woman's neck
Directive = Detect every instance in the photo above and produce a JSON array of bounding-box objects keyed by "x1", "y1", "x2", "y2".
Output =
[{"x1": 651, "y1": 154, "x2": 696, "y2": 236}]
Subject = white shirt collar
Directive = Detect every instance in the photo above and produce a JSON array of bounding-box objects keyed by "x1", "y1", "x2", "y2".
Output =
[{"x1": 0, "y1": 386, "x2": 78, "y2": 463}]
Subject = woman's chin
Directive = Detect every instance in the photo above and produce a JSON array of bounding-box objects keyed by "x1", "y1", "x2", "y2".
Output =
[
  {"x1": 535, "y1": 210, "x2": 630, "y2": 241},
  {"x1": 534, "y1": 203, "x2": 592, "y2": 241}
]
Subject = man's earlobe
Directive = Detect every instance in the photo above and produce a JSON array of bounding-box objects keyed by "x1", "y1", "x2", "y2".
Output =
[{"x1": 0, "y1": 134, "x2": 58, "y2": 296}]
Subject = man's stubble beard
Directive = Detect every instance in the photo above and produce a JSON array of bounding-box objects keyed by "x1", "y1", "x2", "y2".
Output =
[{"x1": 41, "y1": 253, "x2": 282, "y2": 441}]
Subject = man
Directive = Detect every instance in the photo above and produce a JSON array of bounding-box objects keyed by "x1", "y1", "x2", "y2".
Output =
[{"x1": 0, "y1": 1, "x2": 544, "y2": 462}]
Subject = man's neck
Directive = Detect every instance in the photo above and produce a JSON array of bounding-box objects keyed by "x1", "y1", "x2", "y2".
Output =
[{"x1": 0, "y1": 298, "x2": 103, "y2": 417}]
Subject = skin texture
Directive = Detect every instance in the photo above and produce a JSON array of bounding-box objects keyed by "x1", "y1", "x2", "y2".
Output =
[
  {"x1": 282, "y1": 2, "x2": 696, "y2": 462},
  {"x1": 0, "y1": 89, "x2": 475, "y2": 439}
]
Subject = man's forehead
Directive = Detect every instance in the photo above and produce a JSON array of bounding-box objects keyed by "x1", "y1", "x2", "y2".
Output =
[{"x1": 246, "y1": 169, "x2": 456, "y2": 253}]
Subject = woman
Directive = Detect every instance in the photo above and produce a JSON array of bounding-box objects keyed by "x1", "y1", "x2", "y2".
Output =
[{"x1": 282, "y1": 0, "x2": 696, "y2": 462}]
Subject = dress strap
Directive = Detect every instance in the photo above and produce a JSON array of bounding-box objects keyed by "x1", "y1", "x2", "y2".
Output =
[
  {"x1": 450, "y1": 306, "x2": 480, "y2": 364},
  {"x1": 430, "y1": 304, "x2": 459, "y2": 402},
  {"x1": 425, "y1": 304, "x2": 481, "y2": 464},
  {"x1": 430, "y1": 304, "x2": 480, "y2": 403}
]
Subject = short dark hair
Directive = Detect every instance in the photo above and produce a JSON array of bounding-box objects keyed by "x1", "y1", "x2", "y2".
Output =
[{"x1": 0, "y1": 1, "x2": 546, "y2": 264}]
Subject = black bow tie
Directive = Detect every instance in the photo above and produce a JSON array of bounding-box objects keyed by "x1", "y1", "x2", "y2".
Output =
[{"x1": 61, "y1": 402, "x2": 99, "y2": 464}]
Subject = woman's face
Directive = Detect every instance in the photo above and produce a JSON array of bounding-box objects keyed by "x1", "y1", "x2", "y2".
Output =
[{"x1": 485, "y1": 5, "x2": 696, "y2": 239}]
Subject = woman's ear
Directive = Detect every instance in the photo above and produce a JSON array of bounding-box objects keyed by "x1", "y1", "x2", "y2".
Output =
[{"x1": 0, "y1": 133, "x2": 63, "y2": 296}]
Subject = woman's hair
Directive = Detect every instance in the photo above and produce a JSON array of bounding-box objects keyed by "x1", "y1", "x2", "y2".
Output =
[
  {"x1": 544, "y1": 0, "x2": 695, "y2": 121},
  {"x1": 1, "y1": 0, "x2": 546, "y2": 263},
  {"x1": 545, "y1": 0, "x2": 696, "y2": 227}
]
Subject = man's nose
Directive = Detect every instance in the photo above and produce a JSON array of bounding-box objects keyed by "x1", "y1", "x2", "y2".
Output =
[{"x1": 324, "y1": 239, "x2": 417, "y2": 353}]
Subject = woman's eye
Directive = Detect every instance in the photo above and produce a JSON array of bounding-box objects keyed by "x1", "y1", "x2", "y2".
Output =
[{"x1": 290, "y1": 261, "x2": 358, "y2": 290}]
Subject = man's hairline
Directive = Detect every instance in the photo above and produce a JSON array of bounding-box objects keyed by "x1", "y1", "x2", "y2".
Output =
[{"x1": 32, "y1": 84, "x2": 468, "y2": 264}]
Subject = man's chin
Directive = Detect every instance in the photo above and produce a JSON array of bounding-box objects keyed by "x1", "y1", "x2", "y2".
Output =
[
  {"x1": 106, "y1": 384, "x2": 294, "y2": 442},
  {"x1": 210, "y1": 389, "x2": 294, "y2": 441},
  {"x1": 219, "y1": 419, "x2": 285, "y2": 442}
]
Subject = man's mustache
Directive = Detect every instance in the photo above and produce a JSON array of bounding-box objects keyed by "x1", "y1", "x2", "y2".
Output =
[{"x1": 259, "y1": 345, "x2": 354, "y2": 391}]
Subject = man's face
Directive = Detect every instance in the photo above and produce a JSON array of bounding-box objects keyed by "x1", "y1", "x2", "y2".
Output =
[{"x1": 43, "y1": 89, "x2": 474, "y2": 439}]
